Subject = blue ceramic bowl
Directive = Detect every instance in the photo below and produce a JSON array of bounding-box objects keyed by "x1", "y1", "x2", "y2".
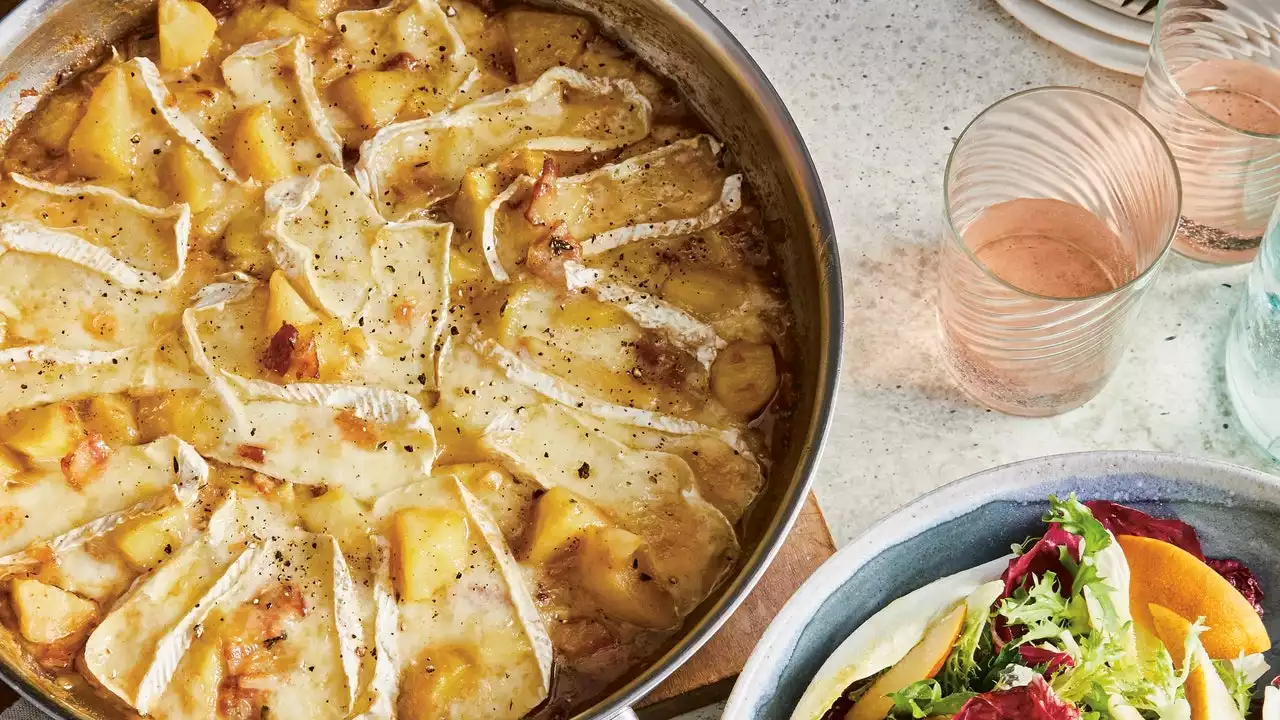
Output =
[{"x1": 725, "y1": 451, "x2": 1280, "y2": 719}]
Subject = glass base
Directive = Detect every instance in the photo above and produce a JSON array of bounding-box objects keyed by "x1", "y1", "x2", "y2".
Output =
[{"x1": 1226, "y1": 313, "x2": 1280, "y2": 462}]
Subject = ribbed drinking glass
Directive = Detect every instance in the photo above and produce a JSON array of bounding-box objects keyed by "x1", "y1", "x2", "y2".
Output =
[
  {"x1": 938, "y1": 87, "x2": 1182, "y2": 417},
  {"x1": 1225, "y1": 197, "x2": 1280, "y2": 461},
  {"x1": 1138, "y1": 0, "x2": 1280, "y2": 264}
]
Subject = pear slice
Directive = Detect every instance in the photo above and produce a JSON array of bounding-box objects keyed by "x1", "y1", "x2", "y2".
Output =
[
  {"x1": 1148, "y1": 603, "x2": 1245, "y2": 720},
  {"x1": 1119, "y1": 535, "x2": 1270, "y2": 659},
  {"x1": 846, "y1": 602, "x2": 967, "y2": 720}
]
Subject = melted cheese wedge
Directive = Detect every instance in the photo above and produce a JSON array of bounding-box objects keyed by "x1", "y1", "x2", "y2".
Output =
[
  {"x1": 223, "y1": 36, "x2": 344, "y2": 176},
  {"x1": 355, "y1": 66, "x2": 653, "y2": 217},
  {"x1": 327, "y1": 0, "x2": 479, "y2": 130},
  {"x1": 479, "y1": 136, "x2": 739, "y2": 275},
  {"x1": 0, "y1": 435, "x2": 207, "y2": 559},
  {"x1": 369, "y1": 475, "x2": 552, "y2": 719},
  {"x1": 438, "y1": 342, "x2": 738, "y2": 613}
]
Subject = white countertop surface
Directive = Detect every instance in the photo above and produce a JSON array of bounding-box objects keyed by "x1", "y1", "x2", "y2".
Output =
[{"x1": 673, "y1": 0, "x2": 1276, "y2": 717}]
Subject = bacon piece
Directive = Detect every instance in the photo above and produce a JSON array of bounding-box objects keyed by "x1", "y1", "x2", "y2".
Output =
[
  {"x1": 334, "y1": 409, "x2": 378, "y2": 450},
  {"x1": 523, "y1": 157, "x2": 559, "y2": 225},
  {"x1": 262, "y1": 323, "x2": 299, "y2": 375},
  {"x1": 60, "y1": 434, "x2": 111, "y2": 489},
  {"x1": 382, "y1": 52, "x2": 424, "y2": 72},
  {"x1": 526, "y1": 221, "x2": 582, "y2": 283},
  {"x1": 286, "y1": 331, "x2": 319, "y2": 380},
  {"x1": 237, "y1": 445, "x2": 266, "y2": 464}
]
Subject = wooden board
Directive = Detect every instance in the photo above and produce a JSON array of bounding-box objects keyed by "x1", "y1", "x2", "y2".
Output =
[
  {"x1": 0, "y1": 494, "x2": 835, "y2": 719},
  {"x1": 638, "y1": 493, "x2": 836, "y2": 718}
]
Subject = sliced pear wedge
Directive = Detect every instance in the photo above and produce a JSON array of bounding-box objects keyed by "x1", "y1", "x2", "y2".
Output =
[
  {"x1": 845, "y1": 601, "x2": 967, "y2": 720},
  {"x1": 1119, "y1": 535, "x2": 1270, "y2": 659},
  {"x1": 1148, "y1": 603, "x2": 1245, "y2": 720}
]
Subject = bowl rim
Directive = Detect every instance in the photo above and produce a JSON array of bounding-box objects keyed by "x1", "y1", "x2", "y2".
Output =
[{"x1": 724, "y1": 450, "x2": 1280, "y2": 717}]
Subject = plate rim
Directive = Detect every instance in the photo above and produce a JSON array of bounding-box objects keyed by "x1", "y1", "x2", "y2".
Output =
[{"x1": 996, "y1": 0, "x2": 1149, "y2": 75}]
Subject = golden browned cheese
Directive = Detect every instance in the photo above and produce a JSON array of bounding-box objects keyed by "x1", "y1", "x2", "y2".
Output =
[{"x1": 0, "y1": 1, "x2": 795, "y2": 717}]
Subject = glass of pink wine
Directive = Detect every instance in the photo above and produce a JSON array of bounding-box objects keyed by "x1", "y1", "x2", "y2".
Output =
[
  {"x1": 938, "y1": 87, "x2": 1181, "y2": 417},
  {"x1": 1139, "y1": 0, "x2": 1280, "y2": 264}
]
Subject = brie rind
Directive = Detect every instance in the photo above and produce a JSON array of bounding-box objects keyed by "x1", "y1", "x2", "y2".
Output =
[
  {"x1": 223, "y1": 36, "x2": 344, "y2": 174},
  {"x1": 790, "y1": 557, "x2": 1012, "y2": 720},
  {"x1": 131, "y1": 57, "x2": 239, "y2": 183},
  {"x1": 2, "y1": 174, "x2": 191, "y2": 292},
  {"x1": 182, "y1": 277, "x2": 438, "y2": 499},
  {"x1": 439, "y1": 342, "x2": 739, "y2": 612},
  {"x1": 332, "y1": 0, "x2": 479, "y2": 112},
  {"x1": 0, "y1": 436, "x2": 208, "y2": 559},
  {"x1": 351, "y1": 537, "x2": 399, "y2": 720},
  {"x1": 369, "y1": 475, "x2": 552, "y2": 719},
  {"x1": 84, "y1": 497, "x2": 265, "y2": 713},
  {"x1": 474, "y1": 336, "x2": 748, "y2": 454},
  {"x1": 478, "y1": 136, "x2": 740, "y2": 263},
  {"x1": 0, "y1": 343, "x2": 199, "y2": 415},
  {"x1": 355, "y1": 66, "x2": 653, "y2": 217},
  {"x1": 563, "y1": 260, "x2": 725, "y2": 369}
]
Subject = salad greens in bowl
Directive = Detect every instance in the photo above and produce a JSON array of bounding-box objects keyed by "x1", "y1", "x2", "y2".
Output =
[{"x1": 725, "y1": 452, "x2": 1280, "y2": 720}]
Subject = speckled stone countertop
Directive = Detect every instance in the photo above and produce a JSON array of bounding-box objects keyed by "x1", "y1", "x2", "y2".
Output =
[{"x1": 671, "y1": 0, "x2": 1275, "y2": 717}]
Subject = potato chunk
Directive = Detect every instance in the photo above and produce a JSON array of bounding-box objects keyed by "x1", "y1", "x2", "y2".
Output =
[
  {"x1": 576, "y1": 526, "x2": 677, "y2": 629},
  {"x1": 230, "y1": 106, "x2": 292, "y2": 184},
  {"x1": 504, "y1": 9, "x2": 594, "y2": 82},
  {"x1": 524, "y1": 487, "x2": 606, "y2": 564},
  {"x1": 332, "y1": 70, "x2": 416, "y2": 130},
  {"x1": 0, "y1": 446, "x2": 23, "y2": 484},
  {"x1": 135, "y1": 390, "x2": 228, "y2": 449},
  {"x1": 219, "y1": 4, "x2": 318, "y2": 46},
  {"x1": 158, "y1": 0, "x2": 218, "y2": 72},
  {"x1": 300, "y1": 487, "x2": 371, "y2": 556},
  {"x1": 31, "y1": 92, "x2": 87, "y2": 154},
  {"x1": 222, "y1": 209, "x2": 273, "y2": 273},
  {"x1": 81, "y1": 395, "x2": 140, "y2": 448},
  {"x1": 662, "y1": 269, "x2": 747, "y2": 317},
  {"x1": 711, "y1": 341, "x2": 778, "y2": 416},
  {"x1": 399, "y1": 647, "x2": 477, "y2": 720},
  {"x1": 287, "y1": 0, "x2": 340, "y2": 24},
  {"x1": 162, "y1": 144, "x2": 222, "y2": 213},
  {"x1": 11, "y1": 578, "x2": 98, "y2": 644},
  {"x1": 67, "y1": 68, "x2": 137, "y2": 180},
  {"x1": 113, "y1": 506, "x2": 187, "y2": 570},
  {"x1": 3, "y1": 403, "x2": 84, "y2": 462},
  {"x1": 266, "y1": 270, "x2": 321, "y2": 333},
  {"x1": 392, "y1": 508, "x2": 471, "y2": 602}
]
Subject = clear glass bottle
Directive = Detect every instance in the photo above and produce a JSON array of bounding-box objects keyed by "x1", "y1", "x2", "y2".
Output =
[{"x1": 1225, "y1": 199, "x2": 1280, "y2": 460}]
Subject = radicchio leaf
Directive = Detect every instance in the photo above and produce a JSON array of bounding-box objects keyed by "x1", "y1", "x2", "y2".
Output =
[
  {"x1": 952, "y1": 676, "x2": 1081, "y2": 720},
  {"x1": 1018, "y1": 645, "x2": 1076, "y2": 677},
  {"x1": 995, "y1": 525, "x2": 1083, "y2": 644},
  {"x1": 1084, "y1": 501, "x2": 1264, "y2": 616}
]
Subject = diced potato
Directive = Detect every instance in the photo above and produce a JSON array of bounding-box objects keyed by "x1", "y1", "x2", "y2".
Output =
[
  {"x1": 31, "y1": 92, "x2": 87, "y2": 154},
  {"x1": 162, "y1": 144, "x2": 222, "y2": 214},
  {"x1": 3, "y1": 402, "x2": 84, "y2": 462},
  {"x1": 575, "y1": 526, "x2": 677, "y2": 629},
  {"x1": 556, "y1": 296, "x2": 633, "y2": 332},
  {"x1": 299, "y1": 487, "x2": 371, "y2": 556},
  {"x1": 399, "y1": 647, "x2": 477, "y2": 720},
  {"x1": 10, "y1": 578, "x2": 98, "y2": 644},
  {"x1": 135, "y1": 390, "x2": 228, "y2": 449},
  {"x1": 230, "y1": 106, "x2": 292, "y2": 184},
  {"x1": 168, "y1": 632, "x2": 222, "y2": 716},
  {"x1": 158, "y1": 0, "x2": 218, "y2": 72},
  {"x1": 711, "y1": 341, "x2": 778, "y2": 416},
  {"x1": 266, "y1": 270, "x2": 321, "y2": 333},
  {"x1": 81, "y1": 394, "x2": 140, "y2": 448},
  {"x1": 662, "y1": 269, "x2": 747, "y2": 317},
  {"x1": 219, "y1": 4, "x2": 319, "y2": 46},
  {"x1": 574, "y1": 37, "x2": 668, "y2": 111},
  {"x1": 222, "y1": 210, "x2": 272, "y2": 272},
  {"x1": 66, "y1": 67, "x2": 137, "y2": 180},
  {"x1": 448, "y1": 249, "x2": 483, "y2": 286},
  {"x1": 503, "y1": 9, "x2": 594, "y2": 82},
  {"x1": 287, "y1": 0, "x2": 340, "y2": 25},
  {"x1": 113, "y1": 505, "x2": 187, "y2": 570},
  {"x1": 524, "y1": 486, "x2": 606, "y2": 564},
  {"x1": 332, "y1": 70, "x2": 417, "y2": 129},
  {"x1": 497, "y1": 282, "x2": 550, "y2": 346},
  {"x1": 451, "y1": 167, "x2": 498, "y2": 236},
  {"x1": 448, "y1": 1, "x2": 511, "y2": 76},
  {"x1": 0, "y1": 446, "x2": 23, "y2": 484},
  {"x1": 392, "y1": 508, "x2": 471, "y2": 602},
  {"x1": 313, "y1": 320, "x2": 363, "y2": 382}
]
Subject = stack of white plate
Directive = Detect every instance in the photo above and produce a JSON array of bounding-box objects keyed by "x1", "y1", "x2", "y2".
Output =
[{"x1": 994, "y1": 0, "x2": 1156, "y2": 76}]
